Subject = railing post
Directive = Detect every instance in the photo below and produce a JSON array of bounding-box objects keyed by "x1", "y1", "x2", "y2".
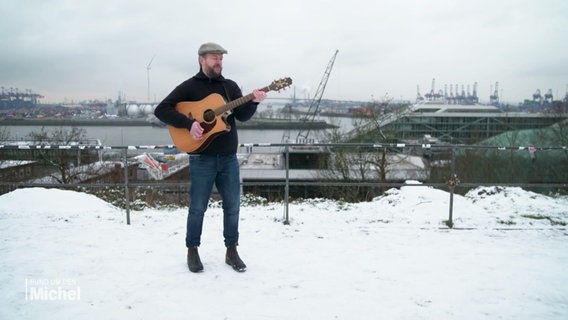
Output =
[
  {"x1": 284, "y1": 144, "x2": 290, "y2": 225},
  {"x1": 447, "y1": 148, "x2": 456, "y2": 228},
  {"x1": 123, "y1": 147, "x2": 131, "y2": 225}
]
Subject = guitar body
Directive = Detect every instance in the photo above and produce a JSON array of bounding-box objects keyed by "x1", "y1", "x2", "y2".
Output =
[
  {"x1": 168, "y1": 93, "x2": 231, "y2": 153},
  {"x1": 165, "y1": 77, "x2": 292, "y2": 153}
]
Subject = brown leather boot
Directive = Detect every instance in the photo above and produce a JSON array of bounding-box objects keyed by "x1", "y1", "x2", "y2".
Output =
[
  {"x1": 225, "y1": 245, "x2": 246, "y2": 272},
  {"x1": 187, "y1": 247, "x2": 203, "y2": 273}
]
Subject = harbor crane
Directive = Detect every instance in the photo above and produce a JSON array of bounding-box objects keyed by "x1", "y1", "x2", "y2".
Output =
[
  {"x1": 533, "y1": 89, "x2": 542, "y2": 103},
  {"x1": 490, "y1": 82, "x2": 499, "y2": 105},
  {"x1": 295, "y1": 49, "x2": 339, "y2": 142},
  {"x1": 544, "y1": 89, "x2": 553, "y2": 103}
]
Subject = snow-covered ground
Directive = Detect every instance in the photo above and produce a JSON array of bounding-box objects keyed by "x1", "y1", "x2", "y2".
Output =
[{"x1": 1, "y1": 184, "x2": 567, "y2": 319}]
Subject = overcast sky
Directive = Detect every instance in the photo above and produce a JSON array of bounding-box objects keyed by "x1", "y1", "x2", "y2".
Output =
[{"x1": 1, "y1": 0, "x2": 567, "y2": 104}]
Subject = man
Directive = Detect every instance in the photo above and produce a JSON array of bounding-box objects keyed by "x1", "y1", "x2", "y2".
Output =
[{"x1": 154, "y1": 42, "x2": 266, "y2": 273}]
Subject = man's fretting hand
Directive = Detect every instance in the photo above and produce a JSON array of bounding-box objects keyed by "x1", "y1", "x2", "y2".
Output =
[{"x1": 252, "y1": 89, "x2": 267, "y2": 103}]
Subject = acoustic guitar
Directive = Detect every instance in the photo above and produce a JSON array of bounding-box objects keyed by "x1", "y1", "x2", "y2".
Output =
[{"x1": 167, "y1": 77, "x2": 292, "y2": 153}]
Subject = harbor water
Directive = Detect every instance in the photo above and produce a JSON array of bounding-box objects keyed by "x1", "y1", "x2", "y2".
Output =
[{"x1": 3, "y1": 116, "x2": 357, "y2": 147}]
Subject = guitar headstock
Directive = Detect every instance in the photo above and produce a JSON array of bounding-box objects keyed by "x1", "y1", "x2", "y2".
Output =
[{"x1": 267, "y1": 77, "x2": 292, "y2": 92}]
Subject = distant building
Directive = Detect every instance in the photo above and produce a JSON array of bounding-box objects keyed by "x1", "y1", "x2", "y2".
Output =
[
  {"x1": 346, "y1": 102, "x2": 568, "y2": 145},
  {"x1": 0, "y1": 160, "x2": 36, "y2": 182}
]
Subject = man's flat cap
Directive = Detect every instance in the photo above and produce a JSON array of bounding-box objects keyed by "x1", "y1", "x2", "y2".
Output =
[{"x1": 198, "y1": 42, "x2": 228, "y2": 55}]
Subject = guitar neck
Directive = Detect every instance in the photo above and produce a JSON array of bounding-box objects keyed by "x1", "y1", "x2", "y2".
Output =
[{"x1": 215, "y1": 85, "x2": 270, "y2": 115}]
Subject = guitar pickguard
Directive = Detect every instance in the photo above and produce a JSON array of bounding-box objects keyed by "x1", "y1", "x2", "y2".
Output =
[{"x1": 200, "y1": 118, "x2": 217, "y2": 134}]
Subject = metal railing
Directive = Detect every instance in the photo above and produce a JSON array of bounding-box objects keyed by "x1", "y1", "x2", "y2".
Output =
[{"x1": 1, "y1": 142, "x2": 567, "y2": 227}]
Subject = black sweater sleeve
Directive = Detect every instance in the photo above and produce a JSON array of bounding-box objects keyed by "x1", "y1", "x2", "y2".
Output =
[{"x1": 153, "y1": 82, "x2": 194, "y2": 129}]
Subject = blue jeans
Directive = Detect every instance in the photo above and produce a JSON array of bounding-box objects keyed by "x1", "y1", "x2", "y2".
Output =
[{"x1": 186, "y1": 154, "x2": 241, "y2": 248}]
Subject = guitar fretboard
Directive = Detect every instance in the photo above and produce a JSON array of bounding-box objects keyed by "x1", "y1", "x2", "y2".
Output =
[{"x1": 214, "y1": 85, "x2": 270, "y2": 115}]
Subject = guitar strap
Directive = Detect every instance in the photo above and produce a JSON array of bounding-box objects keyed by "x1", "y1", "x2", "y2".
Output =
[{"x1": 221, "y1": 83, "x2": 233, "y2": 115}]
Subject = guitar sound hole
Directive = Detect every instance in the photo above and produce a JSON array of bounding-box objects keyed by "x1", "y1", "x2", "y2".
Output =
[{"x1": 203, "y1": 110, "x2": 216, "y2": 123}]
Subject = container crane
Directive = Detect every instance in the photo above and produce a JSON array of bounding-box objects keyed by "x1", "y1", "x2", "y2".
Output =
[
  {"x1": 544, "y1": 89, "x2": 553, "y2": 103},
  {"x1": 490, "y1": 82, "x2": 499, "y2": 105},
  {"x1": 295, "y1": 49, "x2": 339, "y2": 142}
]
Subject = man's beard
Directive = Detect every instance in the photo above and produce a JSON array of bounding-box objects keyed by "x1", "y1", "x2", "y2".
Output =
[{"x1": 203, "y1": 64, "x2": 222, "y2": 78}]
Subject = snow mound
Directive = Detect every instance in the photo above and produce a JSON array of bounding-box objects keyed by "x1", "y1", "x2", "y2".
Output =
[
  {"x1": 369, "y1": 184, "x2": 485, "y2": 226},
  {"x1": 465, "y1": 186, "x2": 568, "y2": 227},
  {"x1": 0, "y1": 188, "x2": 120, "y2": 217}
]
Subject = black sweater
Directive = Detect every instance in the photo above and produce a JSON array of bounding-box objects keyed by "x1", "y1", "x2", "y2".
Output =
[{"x1": 154, "y1": 70, "x2": 257, "y2": 155}]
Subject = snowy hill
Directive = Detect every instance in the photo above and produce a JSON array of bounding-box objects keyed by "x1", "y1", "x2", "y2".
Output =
[{"x1": 1, "y1": 185, "x2": 567, "y2": 319}]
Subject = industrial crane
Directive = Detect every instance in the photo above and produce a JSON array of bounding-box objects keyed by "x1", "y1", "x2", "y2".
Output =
[
  {"x1": 295, "y1": 49, "x2": 339, "y2": 142},
  {"x1": 490, "y1": 82, "x2": 499, "y2": 105}
]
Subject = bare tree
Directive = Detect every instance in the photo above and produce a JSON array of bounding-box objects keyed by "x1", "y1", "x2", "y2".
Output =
[
  {"x1": 316, "y1": 99, "x2": 408, "y2": 201},
  {"x1": 27, "y1": 127, "x2": 105, "y2": 184},
  {"x1": 0, "y1": 126, "x2": 10, "y2": 141},
  {"x1": 548, "y1": 119, "x2": 568, "y2": 159}
]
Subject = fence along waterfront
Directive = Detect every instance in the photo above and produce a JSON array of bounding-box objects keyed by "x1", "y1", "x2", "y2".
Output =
[{"x1": 1, "y1": 142, "x2": 566, "y2": 226}]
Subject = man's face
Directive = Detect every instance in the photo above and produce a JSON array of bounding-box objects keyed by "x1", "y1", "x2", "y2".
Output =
[{"x1": 200, "y1": 53, "x2": 223, "y2": 78}]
